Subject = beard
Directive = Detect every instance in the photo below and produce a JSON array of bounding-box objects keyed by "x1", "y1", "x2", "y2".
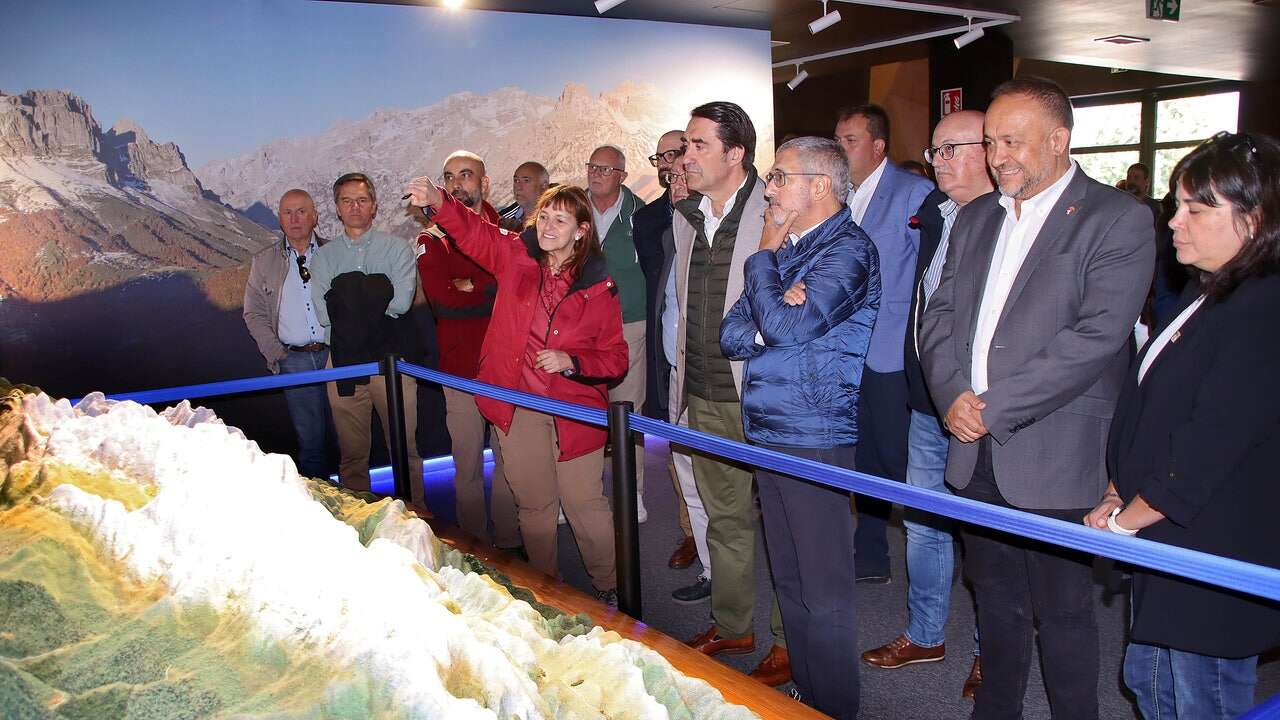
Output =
[{"x1": 451, "y1": 188, "x2": 480, "y2": 210}]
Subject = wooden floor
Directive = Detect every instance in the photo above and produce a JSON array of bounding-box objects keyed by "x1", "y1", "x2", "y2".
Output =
[{"x1": 434, "y1": 524, "x2": 828, "y2": 720}]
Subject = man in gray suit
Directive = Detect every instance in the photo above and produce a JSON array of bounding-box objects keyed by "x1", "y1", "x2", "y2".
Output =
[{"x1": 919, "y1": 77, "x2": 1154, "y2": 719}]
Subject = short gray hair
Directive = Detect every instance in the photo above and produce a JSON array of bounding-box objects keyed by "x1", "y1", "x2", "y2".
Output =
[
  {"x1": 591, "y1": 144, "x2": 627, "y2": 171},
  {"x1": 777, "y1": 136, "x2": 850, "y2": 203}
]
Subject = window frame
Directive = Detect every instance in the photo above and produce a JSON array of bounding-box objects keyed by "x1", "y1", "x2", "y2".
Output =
[{"x1": 1069, "y1": 80, "x2": 1242, "y2": 193}]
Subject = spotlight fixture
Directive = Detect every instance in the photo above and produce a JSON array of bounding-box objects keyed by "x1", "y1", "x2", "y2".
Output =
[
  {"x1": 953, "y1": 17, "x2": 984, "y2": 49},
  {"x1": 808, "y1": 0, "x2": 842, "y2": 35},
  {"x1": 787, "y1": 65, "x2": 810, "y2": 91},
  {"x1": 595, "y1": 0, "x2": 626, "y2": 14},
  {"x1": 442, "y1": 0, "x2": 464, "y2": 8}
]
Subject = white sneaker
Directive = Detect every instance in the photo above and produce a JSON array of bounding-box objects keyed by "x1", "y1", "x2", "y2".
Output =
[
  {"x1": 557, "y1": 508, "x2": 567, "y2": 525},
  {"x1": 636, "y1": 495, "x2": 648, "y2": 524}
]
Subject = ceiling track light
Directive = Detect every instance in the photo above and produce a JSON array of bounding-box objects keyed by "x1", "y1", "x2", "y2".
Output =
[
  {"x1": 953, "y1": 16, "x2": 985, "y2": 48},
  {"x1": 809, "y1": 0, "x2": 843, "y2": 34},
  {"x1": 594, "y1": 0, "x2": 626, "y2": 14},
  {"x1": 787, "y1": 65, "x2": 810, "y2": 90}
]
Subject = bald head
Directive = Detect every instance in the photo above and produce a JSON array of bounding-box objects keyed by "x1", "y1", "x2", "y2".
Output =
[
  {"x1": 278, "y1": 189, "x2": 318, "y2": 248},
  {"x1": 654, "y1": 130, "x2": 686, "y2": 188},
  {"x1": 513, "y1": 161, "x2": 550, "y2": 212},
  {"x1": 930, "y1": 110, "x2": 992, "y2": 206}
]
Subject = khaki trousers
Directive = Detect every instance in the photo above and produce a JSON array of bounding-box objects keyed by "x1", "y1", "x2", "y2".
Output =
[
  {"x1": 497, "y1": 408, "x2": 616, "y2": 591},
  {"x1": 328, "y1": 373, "x2": 424, "y2": 505},
  {"x1": 686, "y1": 394, "x2": 784, "y2": 643},
  {"x1": 608, "y1": 320, "x2": 647, "y2": 498},
  {"x1": 444, "y1": 386, "x2": 520, "y2": 548}
]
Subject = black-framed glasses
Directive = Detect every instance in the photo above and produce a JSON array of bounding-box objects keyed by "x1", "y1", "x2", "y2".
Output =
[
  {"x1": 586, "y1": 163, "x2": 625, "y2": 176},
  {"x1": 923, "y1": 141, "x2": 986, "y2": 164},
  {"x1": 764, "y1": 169, "x2": 828, "y2": 187},
  {"x1": 648, "y1": 146, "x2": 685, "y2": 167},
  {"x1": 296, "y1": 254, "x2": 311, "y2": 284}
]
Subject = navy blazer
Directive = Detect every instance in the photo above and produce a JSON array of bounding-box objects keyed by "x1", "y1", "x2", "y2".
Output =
[
  {"x1": 633, "y1": 190, "x2": 673, "y2": 418},
  {"x1": 1108, "y1": 276, "x2": 1280, "y2": 658},
  {"x1": 855, "y1": 161, "x2": 934, "y2": 373},
  {"x1": 904, "y1": 188, "x2": 949, "y2": 416},
  {"x1": 720, "y1": 207, "x2": 881, "y2": 448}
]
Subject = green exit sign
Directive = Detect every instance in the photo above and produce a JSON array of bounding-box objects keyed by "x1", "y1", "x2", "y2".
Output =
[{"x1": 1148, "y1": 0, "x2": 1181, "y2": 21}]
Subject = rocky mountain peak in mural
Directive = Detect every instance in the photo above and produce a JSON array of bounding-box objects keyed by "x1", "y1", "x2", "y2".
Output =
[
  {"x1": 197, "y1": 81, "x2": 683, "y2": 240},
  {"x1": 0, "y1": 89, "x2": 276, "y2": 305}
]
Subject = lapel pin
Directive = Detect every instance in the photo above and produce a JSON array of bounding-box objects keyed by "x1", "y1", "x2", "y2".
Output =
[
  {"x1": 1066, "y1": 205, "x2": 1077, "y2": 215},
  {"x1": 1171, "y1": 330, "x2": 1181, "y2": 343}
]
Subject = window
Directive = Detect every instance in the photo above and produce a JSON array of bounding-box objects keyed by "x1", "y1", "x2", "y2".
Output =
[{"x1": 1069, "y1": 86, "x2": 1240, "y2": 198}]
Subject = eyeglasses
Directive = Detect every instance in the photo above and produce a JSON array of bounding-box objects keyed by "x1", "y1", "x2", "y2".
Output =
[
  {"x1": 648, "y1": 147, "x2": 685, "y2": 167},
  {"x1": 586, "y1": 163, "x2": 625, "y2": 176},
  {"x1": 296, "y1": 254, "x2": 311, "y2": 284},
  {"x1": 764, "y1": 169, "x2": 828, "y2": 187},
  {"x1": 923, "y1": 141, "x2": 986, "y2": 164}
]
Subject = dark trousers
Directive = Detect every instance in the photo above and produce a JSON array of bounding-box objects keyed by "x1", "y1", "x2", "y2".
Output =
[
  {"x1": 958, "y1": 439, "x2": 1099, "y2": 720},
  {"x1": 853, "y1": 368, "x2": 910, "y2": 576},
  {"x1": 757, "y1": 445, "x2": 859, "y2": 720}
]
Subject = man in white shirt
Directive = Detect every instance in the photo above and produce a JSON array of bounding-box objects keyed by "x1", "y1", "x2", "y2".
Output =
[
  {"x1": 672, "y1": 101, "x2": 788, "y2": 687},
  {"x1": 919, "y1": 77, "x2": 1154, "y2": 719},
  {"x1": 243, "y1": 189, "x2": 332, "y2": 480},
  {"x1": 834, "y1": 104, "x2": 934, "y2": 583}
]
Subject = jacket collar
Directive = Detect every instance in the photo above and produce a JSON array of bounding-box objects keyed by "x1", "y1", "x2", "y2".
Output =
[{"x1": 673, "y1": 167, "x2": 759, "y2": 229}]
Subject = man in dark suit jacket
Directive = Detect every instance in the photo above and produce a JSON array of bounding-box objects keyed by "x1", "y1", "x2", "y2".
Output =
[
  {"x1": 919, "y1": 78, "x2": 1154, "y2": 719},
  {"x1": 861, "y1": 111, "x2": 991, "y2": 699},
  {"x1": 633, "y1": 129, "x2": 711, "y2": 579}
]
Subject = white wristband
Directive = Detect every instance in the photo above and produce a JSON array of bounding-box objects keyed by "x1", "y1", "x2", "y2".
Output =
[{"x1": 1107, "y1": 506, "x2": 1139, "y2": 536}]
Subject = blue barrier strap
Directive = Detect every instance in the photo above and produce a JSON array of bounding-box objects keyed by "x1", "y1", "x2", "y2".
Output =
[
  {"x1": 396, "y1": 361, "x2": 607, "y2": 427},
  {"x1": 628, "y1": 413, "x2": 1280, "y2": 604},
  {"x1": 388, "y1": 361, "x2": 1280, "y2": 604},
  {"x1": 89, "y1": 363, "x2": 380, "y2": 406}
]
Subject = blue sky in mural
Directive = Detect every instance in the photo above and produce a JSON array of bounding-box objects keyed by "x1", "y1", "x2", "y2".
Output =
[{"x1": 0, "y1": 0, "x2": 770, "y2": 167}]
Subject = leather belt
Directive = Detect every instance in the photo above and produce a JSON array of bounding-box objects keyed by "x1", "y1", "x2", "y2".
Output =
[{"x1": 288, "y1": 342, "x2": 327, "y2": 353}]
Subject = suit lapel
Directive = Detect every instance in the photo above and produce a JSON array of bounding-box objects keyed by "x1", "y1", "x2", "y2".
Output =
[
  {"x1": 861, "y1": 162, "x2": 897, "y2": 231},
  {"x1": 997, "y1": 170, "x2": 1089, "y2": 327},
  {"x1": 965, "y1": 205, "x2": 1004, "y2": 347}
]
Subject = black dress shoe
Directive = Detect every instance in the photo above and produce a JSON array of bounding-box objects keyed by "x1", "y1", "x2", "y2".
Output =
[{"x1": 672, "y1": 576, "x2": 712, "y2": 604}]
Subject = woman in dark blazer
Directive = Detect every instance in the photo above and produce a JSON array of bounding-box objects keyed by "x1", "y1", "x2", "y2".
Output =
[{"x1": 1085, "y1": 131, "x2": 1280, "y2": 719}]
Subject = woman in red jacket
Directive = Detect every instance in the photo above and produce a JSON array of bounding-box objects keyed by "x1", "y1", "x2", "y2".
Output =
[{"x1": 404, "y1": 177, "x2": 629, "y2": 602}]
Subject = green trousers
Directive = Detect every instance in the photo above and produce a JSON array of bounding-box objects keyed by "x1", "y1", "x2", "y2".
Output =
[{"x1": 686, "y1": 394, "x2": 785, "y2": 644}]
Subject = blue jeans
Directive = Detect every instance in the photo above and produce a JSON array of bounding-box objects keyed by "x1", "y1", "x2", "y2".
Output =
[
  {"x1": 278, "y1": 348, "x2": 332, "y2": 479},
  {"x1": 903, "y1": 410, "x2": 957, "y2": 649},
  {"x1": 1124, "y1": 642, "x2": 1258, "y2": 719}
]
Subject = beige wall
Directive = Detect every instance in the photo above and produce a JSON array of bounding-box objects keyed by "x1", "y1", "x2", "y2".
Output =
[{"x1": 869, "y1": 58, "x2": 930, "y2": 164}]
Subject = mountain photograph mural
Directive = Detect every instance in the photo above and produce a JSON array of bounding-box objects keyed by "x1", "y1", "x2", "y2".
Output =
[{"x1": 0, "y1": 0, "x2": 774, "y2": 457}]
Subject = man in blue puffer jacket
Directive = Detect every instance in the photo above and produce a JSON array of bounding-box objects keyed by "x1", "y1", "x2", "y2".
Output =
[{"x1": 720, "y1": 136, "x2": 880, "y2": 720}]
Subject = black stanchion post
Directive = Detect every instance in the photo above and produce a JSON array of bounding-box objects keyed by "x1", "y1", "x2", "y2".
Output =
[
  {"x1": 608, "y1": 401, "x2": 642, "y2": 619},
  {"x1": 381, "y1": 354, "x2": 412, "y2": 503}
]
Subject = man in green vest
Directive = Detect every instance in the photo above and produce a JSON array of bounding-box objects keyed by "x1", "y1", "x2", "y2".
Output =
[
  {"x1": 672, "y1": 102, "x2": 789, "y2": 686},
  {"x1": 587, "y1": 144, "x2": 651, "y2": 521}
]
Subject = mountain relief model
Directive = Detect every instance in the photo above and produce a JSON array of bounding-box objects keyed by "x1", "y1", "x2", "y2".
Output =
[
  {"x1": 0, "y1": 89, "x2": 275, "y2": 305},
  {"x1": 197, "y1": 82, "x2": 681, "y2": 241},
  {"x1": 0, "y1": 382, "x2": 758, "y2": 719}
]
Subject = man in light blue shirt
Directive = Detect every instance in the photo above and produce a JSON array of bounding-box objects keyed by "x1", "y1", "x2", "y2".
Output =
[{"x1": 311, "y1": 173, "x2": 424, "y2": 505}]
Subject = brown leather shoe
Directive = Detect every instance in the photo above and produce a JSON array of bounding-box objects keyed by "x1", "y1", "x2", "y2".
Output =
[
  {"x1": 962, "y1": 656, "x2": 982, "y2": 700},
  {"x1": 668, "y1": 536, "x2": 697, "y2": 569},
  {"x1": 749, "y1": 644, "x2": 792, "y2": 687},
  {"x1": 860, "y1": 634, "x2": 946, "y2": 669},
  {"x1": 687, "y1": 626, "x2": 754, "y2": 656}
]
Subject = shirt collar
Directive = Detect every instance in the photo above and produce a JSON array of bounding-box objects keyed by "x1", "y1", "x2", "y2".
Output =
[
  {"x1": 852, "y1": 157, "x2": 889, "y2": 193},
  {"x1": 997, "y1": 160, "x2": 1078, "y2": 220},
  {"x1": 285, "y1": 234, "x2": 319, "y2": 258},
  {"x1": 699, "y1": 173, "x2": 751, "y2": 220},
  {"x1": 938, "y1": 198, "x2": 959, "y2": 220}
]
